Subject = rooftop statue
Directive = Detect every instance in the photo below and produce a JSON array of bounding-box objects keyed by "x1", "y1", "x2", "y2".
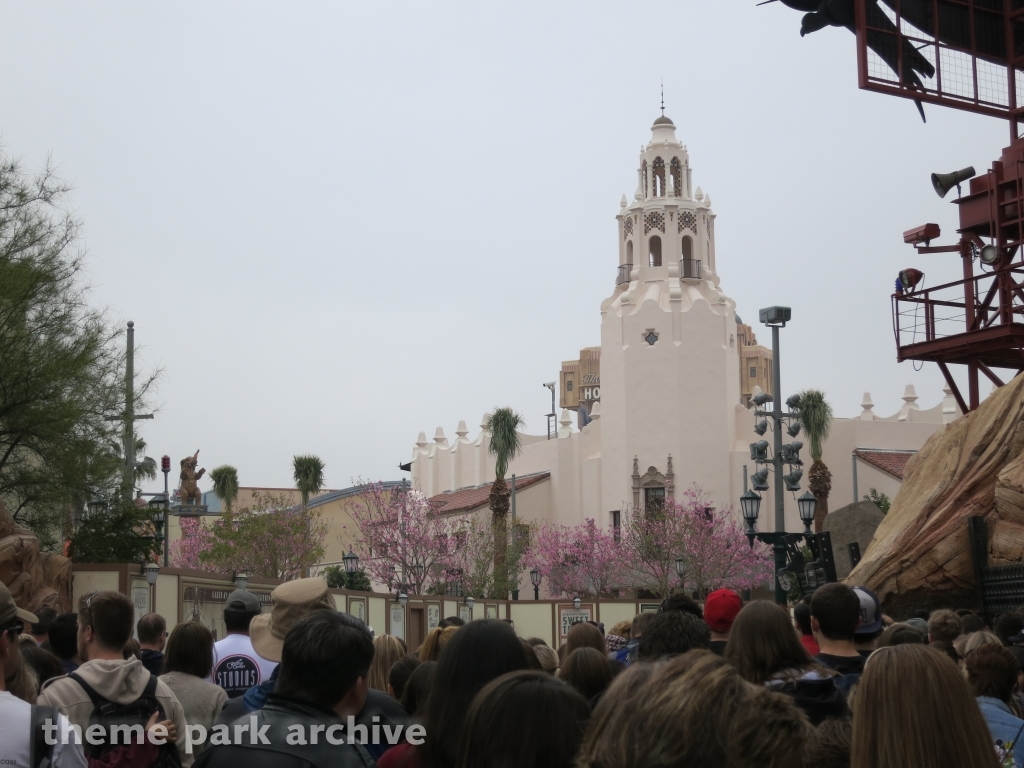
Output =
[{"x1": 179, "y1": 450, "x2": 206, "y2": 505}]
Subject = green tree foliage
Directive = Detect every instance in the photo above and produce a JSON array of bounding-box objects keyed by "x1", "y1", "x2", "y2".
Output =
[
  {"x1": 176, "y1": 492, "x2": 328, "y2": 581},
  {"x1": 864, "y1": 488, "x2": 891, "y2": 515},
  {"x1": 67, "y1": 500, "x2": 161, "y2": 564},
  {"x1": 322, "y1": 565, "x2": 372, "y2": 592},
  {"x1": 209, "y1": 465, "x2": 239, "y2": 513},
  {"x1": 485, "y1": 408, "x2": 524, "y2": 597},
  {"x1": 799, "y1": 390, "x2": 834, "y2": 533},
  {"x1": 0, "y1": 151, "x2": 154, "y2": 549},
  {"x1": 292, "y1": 455, "x2": 326, "y2": 508}
]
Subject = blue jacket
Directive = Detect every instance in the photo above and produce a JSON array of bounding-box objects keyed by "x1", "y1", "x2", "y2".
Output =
[{"x1": 977, "y1": 696, "x2": 1024, "y2": 767}]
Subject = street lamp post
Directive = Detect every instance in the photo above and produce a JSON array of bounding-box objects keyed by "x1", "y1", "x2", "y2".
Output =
[
  {"x1": 530, "y1": 568, "x2": 542, "y2": 601},
  {"x1": 674, "y1": 556, "x2": 686, "y2": 593},
  {"x1": 744, "y1": 306, "x2": 821, "y2": 605},
  {"x1": 160, "y1": 456, "x2": 171, "y2": 566},
  {"x1": 143, "y1": 562, "x2": 159, "y2": 613},
  {"x1": 343, "y1": 549, "x2": 360, "y2": 578}
]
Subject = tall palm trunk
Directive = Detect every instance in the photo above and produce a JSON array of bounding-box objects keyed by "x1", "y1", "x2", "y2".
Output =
[
  {"x1": 489, "y1": 476, "x2": 510, "y2": 598},
  {"x1": 809, "y1": 459, "x2": 832, "y2": 533}
]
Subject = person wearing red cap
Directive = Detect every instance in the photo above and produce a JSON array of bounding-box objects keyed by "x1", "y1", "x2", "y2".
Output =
[{"x1": 704, "y1": 589, "x2": 743, "y2": 656}]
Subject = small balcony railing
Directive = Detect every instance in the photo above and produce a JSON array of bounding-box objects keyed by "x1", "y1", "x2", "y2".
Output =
[
  {"x1": 616, "y1": 263, "x2": 633, "y2": 286},
  {"x1": 680, "y1": 259, "x2": 702, "y2": 280}
]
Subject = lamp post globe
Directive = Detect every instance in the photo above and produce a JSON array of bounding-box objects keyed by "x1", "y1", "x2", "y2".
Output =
[
  {"x1": 530, "y1": 567, "x2": 542, "y2": 601},
  {"x1": 235, "y1": 572, "x2": 248, "y2": 591},
  {"x1": 143, "y1": 562, "x2": 159, "y2": 586},
  {"x1": 573, "y1": 596, "x2": 582, "y2": 611},
  {"x1": 466, "y1": 595, "x2": 475, "y2": 613},
  {"x1": 797, "y1": 492, "x2": 817, "y2": 534},
  {"x1": 343, "y1": 549, "x2": 359, "y2": 575},
  {"x1": 398, "y1": 593, "x2": 408, "y2": 608}
]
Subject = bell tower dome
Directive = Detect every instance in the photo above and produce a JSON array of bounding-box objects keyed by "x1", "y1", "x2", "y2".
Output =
[{"x1": 614, "y1": 115, "x2": 719, "y2": 291}]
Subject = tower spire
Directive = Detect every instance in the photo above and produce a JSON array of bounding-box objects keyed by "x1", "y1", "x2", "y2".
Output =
[{"x1": 660, "y1": 81, "x2": 665, "y2": 116}]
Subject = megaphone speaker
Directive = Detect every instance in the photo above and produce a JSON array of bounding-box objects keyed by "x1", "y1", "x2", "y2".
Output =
[{"x1": 931, "y1": 166, "x2": 976, "y2": 198}]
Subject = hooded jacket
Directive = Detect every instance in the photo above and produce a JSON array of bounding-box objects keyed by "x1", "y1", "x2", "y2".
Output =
[
  {"x1": 38, "y1": 657, "x2": 193, "y2": 768},
  {"x1": 766, "y1": 668, "x2": 849, "y2": 726}
]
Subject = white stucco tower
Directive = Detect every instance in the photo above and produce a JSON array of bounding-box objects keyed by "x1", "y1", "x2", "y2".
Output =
[{"x1": 598, "y1": 114, "x2": 742, "y2": 523}]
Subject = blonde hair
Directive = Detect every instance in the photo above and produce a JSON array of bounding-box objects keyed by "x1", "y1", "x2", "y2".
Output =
[
  {"x1": 368, "y1": 634, "x2": 406, "y2": 692},
  {"x1": 418, "y1": 626, "x2": 458, "y2": 662},
  {"x1": 962, "y1": 631, "x2": 1003, "y2": 658},
  {"x1": 533, "y1": 644, "x2": 559, "y2": 674},
  {"x1": 851, "y1": 644, "x2": 1000, "y2": 768},
  {"x1": 609, "y1": 621, "x2": 632, "y2": 640}
]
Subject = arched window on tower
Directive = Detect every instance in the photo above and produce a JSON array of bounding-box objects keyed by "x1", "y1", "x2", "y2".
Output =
[
  {"x1": 681, "y1": 236, "x2": 693, "y2": 261},
  {"x1": 649, "y1": 236, "x2": 662, "y2": 267},
  {"x1": 653, "y1": 157, "x2": 666, "y2": 197},
  {"x1": 670, "y1": 157, "x2": 682, "y2": 197},
  {"x1": 642, "y1": 161, "x2": 648, "y2": 199},
  {"x1": 626, "y1": 240, "x2": 633, "y2": 264}
]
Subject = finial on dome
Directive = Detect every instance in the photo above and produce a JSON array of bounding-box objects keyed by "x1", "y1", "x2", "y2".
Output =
[
  {"x1": 661, "y1": 81, "x2": 665, "y2": 116},
  {"x1": 620, "y1": 194, "x2": 627, "y2": 208},
  {"x1": 695, "y1": 187, "x2": 704, "y2": 201}
]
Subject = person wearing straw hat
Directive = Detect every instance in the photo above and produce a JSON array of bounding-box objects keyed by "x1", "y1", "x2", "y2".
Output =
[
  {"x1": 214, "y1": 578, "x2": 409, "y2": 761},
  {"x1": 216, "y1": 578, "x2": 336, "y2": 726}
]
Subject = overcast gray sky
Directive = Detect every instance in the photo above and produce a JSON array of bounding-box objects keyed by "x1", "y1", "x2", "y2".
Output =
[{"x1": 0, "y1": 2, "x2": 1007, "y2": 493}]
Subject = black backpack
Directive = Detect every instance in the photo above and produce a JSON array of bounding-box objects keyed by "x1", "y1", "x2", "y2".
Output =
[
  {"x1": 68, "y1": 672, "x2": 182, "y2": 768},
  {"x1": 30, "y1": 705, "x2": 59, "y2": 768}
]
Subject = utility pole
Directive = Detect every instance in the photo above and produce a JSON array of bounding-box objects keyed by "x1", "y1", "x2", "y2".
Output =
[
  {"x1": 769, "y1": 320, "x2": 787, "y2": 605},
  {"x1": 109, "y1": 321, "x2": 153, "y2": 502}
]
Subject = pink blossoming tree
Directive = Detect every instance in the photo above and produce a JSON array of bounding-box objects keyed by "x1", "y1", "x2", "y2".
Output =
[
  {"x1": 531, "y1": 518, "x2": 621, "y2": 598},
  {"x1": 618, "y1": 485, "x2": 774, "y2": 598},
  {"x1": 345, "y1": 483, "x2": 462, "y2": 595}
]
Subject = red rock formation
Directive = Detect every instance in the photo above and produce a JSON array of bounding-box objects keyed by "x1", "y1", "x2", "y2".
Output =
[
  {"x1": 849, "y1": 373, "x2": 1024, "y2": 613},
  {"x1": 0, "y1": 502, "x2": 72, "y2": 614}
]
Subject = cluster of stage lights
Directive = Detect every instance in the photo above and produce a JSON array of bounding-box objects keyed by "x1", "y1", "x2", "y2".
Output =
[{"x1": 749, "y1": 392, "x2": 804, "y2": 492}]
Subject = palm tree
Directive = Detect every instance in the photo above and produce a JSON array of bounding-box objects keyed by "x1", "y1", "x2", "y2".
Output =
[
  {"x1": 209, "y1": 465, "x2": 239, "y2": 513},
  {"x1": 486, "y1": 408, "x2": 524, "y2": 598},
  {"x1": 799, "y1": 390, "x2": 834, "y2": 533},
  {"x1": 293, "y1": 454, "x2": 326, "y2": 577},
  {"x1": 112, "y1": 435, "x2": 156, "y2": 488},
  {"x1": 292, "y1": 455, "x2": 326, "y2": 508}
]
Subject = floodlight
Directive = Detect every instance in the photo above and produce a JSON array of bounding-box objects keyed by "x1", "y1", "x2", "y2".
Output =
[
  {"x1": 750, "y1": 441, "x2": 770, "y2": 462},
  {"x1": 754, "y1": 419, "x2": 768, "y2": 436},
  {"x1": 787, "y1": 421, "x2": 801, "y2": 437},
  {"x1": 980, "y1": 244, "x2": 1000, "y2": 265},
  {"x1": 783, "y1": 469, "x2": 803, "y2": 492},
  {"x1": 751, "y1": 468, "x2": 770, "y2": 491},
  {"x1": 752, "y1": 392, "x2": 773, "y2": 407}
]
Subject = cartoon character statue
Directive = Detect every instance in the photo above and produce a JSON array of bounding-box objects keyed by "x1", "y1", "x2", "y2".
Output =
[{"x1": 179, "y1": 450, "x2": 206, "y2": 505}]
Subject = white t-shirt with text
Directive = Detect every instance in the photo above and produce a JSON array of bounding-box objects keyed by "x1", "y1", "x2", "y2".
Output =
[{"x1": 210, "y1": 633, "x2": 277, "y2": 698}]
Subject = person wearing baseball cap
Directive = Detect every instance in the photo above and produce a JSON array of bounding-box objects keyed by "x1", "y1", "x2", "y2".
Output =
[
  {"x1": 852, "y1": 586, "x2": 883, "y2": 658},
  {"x1": 216, "y1": 577, "x2": 336, "y2": 725},
  {"x1": 704, "y1": 588, "x2": 743, "y2": 656},
  {"x1": 211, "y1": 589, "x2": 275, "y2": 699}
]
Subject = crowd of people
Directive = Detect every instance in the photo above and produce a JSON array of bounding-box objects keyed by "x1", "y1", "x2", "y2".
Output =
[{"x1": 3, "y1": 575, "x2": 1024, "y2": 767}]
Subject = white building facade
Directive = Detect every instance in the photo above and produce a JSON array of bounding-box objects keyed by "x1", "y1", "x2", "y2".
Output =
[{"x1": 408, "y1": 116, "x2": 957, "y2": 581}]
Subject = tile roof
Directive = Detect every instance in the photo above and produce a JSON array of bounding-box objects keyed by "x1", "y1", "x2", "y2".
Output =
[
  {"x1": 854, "y1": 450, "x2": 915, "y2": 480},
  {"x1": 427, "y1": 472, "x2": 551, "y2": 515},
  {"x1": 307, "y1": 481, "x2": 407, "y2": 510}
]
